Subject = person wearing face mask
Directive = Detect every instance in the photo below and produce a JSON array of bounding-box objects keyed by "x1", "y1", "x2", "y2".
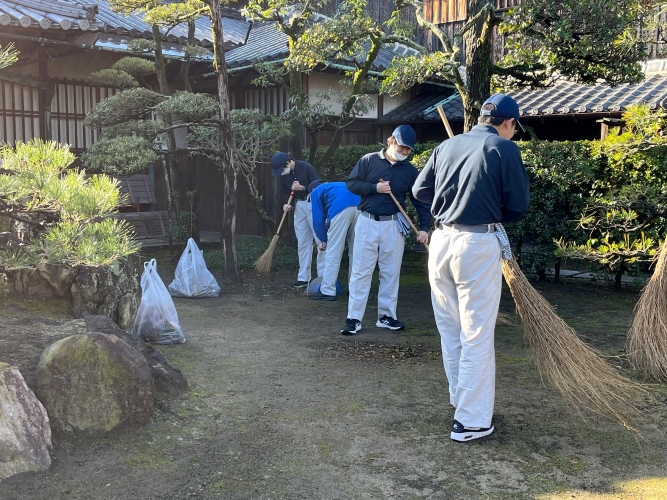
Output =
[
  {"x1": 341, "y1": 125, "x2": 431, "y2": 335},
  {"x1": 271, "y1": 152, "x2": 324, "y2": 288}
]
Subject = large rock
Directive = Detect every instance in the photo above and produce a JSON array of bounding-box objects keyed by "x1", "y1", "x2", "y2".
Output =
[
  {"x1": 0, "y1": 363, "x2": 51, "y2": 481},
  {"x1": 83, "y1": 313, "x2": 188, "y2": 394},
  {"x1": 35, "y1": 333, "x2": 153, "y2": 435},
  {"x1": 70, "y1": 255, "x2": 141, "y2": 330}
]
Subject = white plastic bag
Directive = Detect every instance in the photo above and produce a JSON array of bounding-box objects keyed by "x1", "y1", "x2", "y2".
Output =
[
  {"x1": 134, "y1": 259, "x2": 185, "y2": 344},
  {"x1": 168, "y1": 238, "x2": 220, "y2": 298}
]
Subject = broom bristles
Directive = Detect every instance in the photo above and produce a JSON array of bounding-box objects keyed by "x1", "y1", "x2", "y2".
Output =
[
  {"x1": 502, "y1": 258, "x2": 645, "y2": 430},
  {"x1": 627, "y1": 240, "x2": 667, "y2": 380},
  {"x1": 254, "y1": 234, "x2": 280, "y2": 274}
]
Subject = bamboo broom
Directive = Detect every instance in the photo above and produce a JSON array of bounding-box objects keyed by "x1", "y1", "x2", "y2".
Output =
[
  {"x1": 627, "y1": 239, "x2": 667, "y2": 380},
  {"x1": 254, "y1": 190, "x2": 294, "y2": 274},
  {"x1": 432, "y1": 106, "x2": 645, "y2": 428}
]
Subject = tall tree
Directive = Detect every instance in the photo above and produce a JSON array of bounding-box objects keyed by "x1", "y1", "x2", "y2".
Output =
[{"x1": 384, "y1": 0, "x2": 647, "y2": 131}]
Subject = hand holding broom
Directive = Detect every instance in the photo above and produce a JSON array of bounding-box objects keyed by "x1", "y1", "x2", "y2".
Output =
[
  {"x1": 379, "y1": 179, "x2": 429, "y2": 251},
  {"x1": 254, "y1": 190, "x2": 294, "y2": 274}
]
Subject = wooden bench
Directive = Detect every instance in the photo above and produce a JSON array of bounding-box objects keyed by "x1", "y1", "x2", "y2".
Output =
[
  {"x1": 118, "y1": 174, "x2": 156, "y2": 211},
  {"x1": 110, "y1": 211, "x2": 176, "y2": 240}
]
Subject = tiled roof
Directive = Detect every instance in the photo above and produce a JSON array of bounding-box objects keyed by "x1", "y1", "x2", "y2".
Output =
[
  {"x1": 0, "y1": 0, "x2": 98, "y2": 31},
  {"x1": 0, "y1": 0, "x2": 249, "y2": 49},
  {"x1": 225, "y1": 20, "x2": 421, "y2": 71},
  {"x1": 381, "y1": 74, "x2": 667, "y2": 123}
]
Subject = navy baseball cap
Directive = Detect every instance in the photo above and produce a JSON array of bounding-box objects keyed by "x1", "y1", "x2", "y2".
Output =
[
  {"x1": 392, "y1": 125, "x2": 416, "y2": 150},
  {"x1": 308, "y1": 180, "x2": 323, "y2": 194},
  {"x1": 480, "y1": 94, "x2": 525, "y2": 132},
  {"x1": 271, "y1": 152, "x2": 290, "y2": 177}
]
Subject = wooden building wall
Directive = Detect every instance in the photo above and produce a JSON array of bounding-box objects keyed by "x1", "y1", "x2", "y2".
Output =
[{"x1": 153, "y1": 153, "x2": 282, "y2": 238}]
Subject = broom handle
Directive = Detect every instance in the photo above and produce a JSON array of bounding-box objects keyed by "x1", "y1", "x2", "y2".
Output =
[
  {"x1": 275, "y1": 191, "x2": 294, "y2": 236},
  {"x1": 437, "y1": 105, "x2": 455, "y2": 139},
  {"x1": 379, "y1": 179, "x2": 429, "y2": 251}
]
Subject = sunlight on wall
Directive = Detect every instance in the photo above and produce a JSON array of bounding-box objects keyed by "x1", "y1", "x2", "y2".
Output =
[{"x1": 538, "y1": 477, "x2": 667, "y2": 500}]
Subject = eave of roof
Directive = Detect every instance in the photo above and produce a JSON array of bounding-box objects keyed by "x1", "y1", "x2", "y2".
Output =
[
  {"x1": 380, "y1": 71, "x2": 667, "y2": 123},
  {"x1": 0, "y1": 0, "x2": 250, "y2": 50}
]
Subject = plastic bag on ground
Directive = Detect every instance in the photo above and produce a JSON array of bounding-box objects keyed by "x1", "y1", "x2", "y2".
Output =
[
  {"x1": 168, "y1": 238, "x2": 220, "y2": 298},
  {"x1": 134, "y1": 259, "x2": 185, "y2": 344}
]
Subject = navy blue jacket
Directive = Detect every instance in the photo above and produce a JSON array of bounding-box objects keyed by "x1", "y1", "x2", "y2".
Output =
[
  {"x1": 346, "y1": 150, "x2": 432, "y2": 232},
  {"x1": 280, "y1": 160, "x2": 319, "y2": 203},
  {"x1": 413, "y1": 125, "x2": 530, "y2": 225},
  {"x1": 311, "y1": 182, "x2": 360, "y2": 243}
]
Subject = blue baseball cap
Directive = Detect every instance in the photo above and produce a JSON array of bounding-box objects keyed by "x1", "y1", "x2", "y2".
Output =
[
  {"x1": 392, "y1": 125, "x2": 416, "y2": 150},
  {"x1": 271, "y1": 152, "x2": 290, "y2": 177},
  {"x1": 480, "y1": 94, "x2": 525, "y2": 132},
  {"x1": 308, "y1": 180, "x2": 323, "y2": 194}
]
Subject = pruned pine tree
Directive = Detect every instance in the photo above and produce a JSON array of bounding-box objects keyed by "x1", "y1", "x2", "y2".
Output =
[
  {"x1": 0, "y1": 140, "x2": 139, "y2": 270},
  {"x1": 0, "y1": 43, "x2": 19, "y2": 70},
  {"x1": 81, "y1": 66, "x2": 288, "y2": 281},
  {"x1": 385, "y1": 0, "x2": 647, "y2": 131}
]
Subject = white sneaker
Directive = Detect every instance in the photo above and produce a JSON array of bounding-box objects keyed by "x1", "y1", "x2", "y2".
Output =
[{"x1": 450, "y1": 419, "x2": 494, "y2": 442}]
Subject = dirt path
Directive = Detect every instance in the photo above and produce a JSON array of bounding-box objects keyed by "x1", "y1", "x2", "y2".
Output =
[{"x1": 1, "y1": 253, "x2": 666, "y2": 499}]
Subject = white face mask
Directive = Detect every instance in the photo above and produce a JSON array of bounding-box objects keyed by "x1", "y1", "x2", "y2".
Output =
[
  {"x1": 280, "y1": 166, "x2": 291, "y2": 176},
  {"x1": 392, "y1": 149, "x2": 408, "y2": 162}
]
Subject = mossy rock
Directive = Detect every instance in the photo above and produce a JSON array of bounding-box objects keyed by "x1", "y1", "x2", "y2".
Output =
[{"x1": 35, "y1": 333, "x2": 153, "y2": 436}]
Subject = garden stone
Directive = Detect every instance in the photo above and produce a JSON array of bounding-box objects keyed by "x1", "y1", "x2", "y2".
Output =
[
  {"x1": 35, "y1": 333, "x2": 153, "y2": 435},
  {"x1": 0, "y1": 363, "x2": 51, "y2": 481},
  {"x1": 70, "y1": 254, "x2": 141, "y2": 330},
  {"x1": 83, "y1": 313, "x2": 188, "y2": 394}
]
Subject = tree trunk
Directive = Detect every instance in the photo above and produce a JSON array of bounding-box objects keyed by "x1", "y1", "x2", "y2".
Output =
[
  {"x1": 207, "y1": 0, "x2": 239, "y2": 280},
  {"x1": 189, "y1": 156, "x2": 200, "y2": 245},
  {"x1": 462, "y1": 0, "x2": 494, "y2": 132},
  {"x1": 288, "y1": 67, "x2": 305, "y2": 160},
  {"x1": 180, "y1": 20, "x2": 195, "y2": 92},
  {"x1": 153, "y1": 25, "x2": 181, "y2": 253}
]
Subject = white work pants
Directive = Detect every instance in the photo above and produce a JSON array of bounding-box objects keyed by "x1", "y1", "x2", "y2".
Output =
[
  {"x1": 295, "y1": 200, "x2": 325, "y2": 282},
  {"x1": 428, "y1": 226, "x2": 501, "y2": 429},
  {"x1": 347, "y1": 215, "x2": 405, "y2": 322},
  {"x1": 320, "y1": 207, "x2": 360, "y2": 296}
]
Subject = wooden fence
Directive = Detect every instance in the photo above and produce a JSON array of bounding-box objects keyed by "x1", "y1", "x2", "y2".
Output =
[{"x1": 153, "y1": 153, "x2": 283, "y2": 239}]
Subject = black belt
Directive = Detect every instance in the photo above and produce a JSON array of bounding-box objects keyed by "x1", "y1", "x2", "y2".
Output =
[
  {"x1": 361, "y1": 211, "x2": 398, "y2": 222},
  {"x1": 437, "y1": 222, "x2": 496, "y2": 233}
]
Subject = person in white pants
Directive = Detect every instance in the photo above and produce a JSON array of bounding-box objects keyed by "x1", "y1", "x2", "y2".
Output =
[
  {"x1": 271, "y1": 152, "x2": 324, "y2": 288},
  {"x1": 413, "y1": 94, "x2": 530, "y2": 442},
  {"x1": 342, "y1": 125, "x2": 431, "y2": 335},
  {"x1": 308, "y1": 181, "x2": 361, "y2": 300}
]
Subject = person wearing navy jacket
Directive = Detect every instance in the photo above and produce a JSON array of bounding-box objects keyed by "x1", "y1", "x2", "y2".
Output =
[
  {"x1": 341, "y1": 125, "x2": 431, "y2": 335},
  {"x1": 413, "y1": 94, "x2": 530, "y2": 442},
  {"x1": 271, "y1": 152, "x2": 324, "y2": 288},
  {"x1": 308, "y1": 180, "x2": 361, "y2": 301}
]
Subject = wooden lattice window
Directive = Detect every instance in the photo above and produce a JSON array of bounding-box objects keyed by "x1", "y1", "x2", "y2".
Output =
[
  {"x1": 243, "y1": 87, "x2": 290, "y2": 115},
  {"x1": 50, "y1": 80, "x2": 118, "y2": 152},
  {"x1": 495, "y1": 0, "x2": 521, "y2": 11},
  {"x1": 0, "y1": 80, "x2": 41, "y2": 145}
]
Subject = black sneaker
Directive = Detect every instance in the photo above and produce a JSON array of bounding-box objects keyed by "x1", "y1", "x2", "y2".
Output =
[
  {"x1": 450, "y1": 419, "x2": 494, "y2": 442},
  {"x1": 376, "y1": 315, "x2": 405, "y2": 331},
  {"x1": 292, "y1": 280, "x2": 308, "y2": 288},
  {"x1": 310, "y1": 290, "x2": 337, "y2": 301},
  {"x1": 341, "y1": 319, "x2": 361, "y2": 335}
]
